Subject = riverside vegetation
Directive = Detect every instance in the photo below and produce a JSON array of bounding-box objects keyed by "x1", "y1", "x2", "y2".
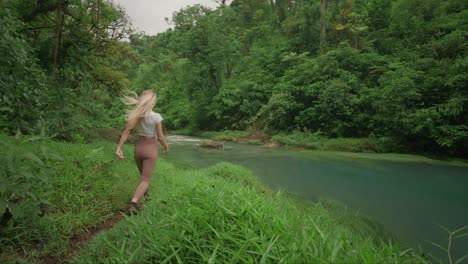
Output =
[
  {"x1": 1, "y1": 0, "x2": 467, "y2": 158},
  {"x1": 173, "y1": 129, "x2": 394, "y2": 153},
  {"x1": 1, "y1": 0, "x2": 467, "y2": 263},
  {"x1": 0, "y1": 134, "x2": 445, "y2": 263}
]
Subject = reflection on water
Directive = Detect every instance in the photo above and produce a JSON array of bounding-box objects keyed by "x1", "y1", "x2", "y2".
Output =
[{"x1": 164, "y1": 136, "x2": 468, "y2": 260}]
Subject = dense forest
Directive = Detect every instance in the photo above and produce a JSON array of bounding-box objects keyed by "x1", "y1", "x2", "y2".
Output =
[
  {"x1": 1, "y1": 0, "x2": 467, "y2": 157},
  {"x1": 1, "y1": 1, "x2": 467, "y2": 262},
  {"x1": 1, "y1": 0, "x2": 132, "y2": 137}
]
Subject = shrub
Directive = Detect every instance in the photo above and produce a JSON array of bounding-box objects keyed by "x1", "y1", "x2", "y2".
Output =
[{"x1": 0, "y1": 135, "x2": 61, "y2": 228}]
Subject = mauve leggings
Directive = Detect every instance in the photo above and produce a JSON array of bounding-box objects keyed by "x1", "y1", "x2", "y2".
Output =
[{"x1": 134, "y1": 137, "x2": 158, "y2": 182}]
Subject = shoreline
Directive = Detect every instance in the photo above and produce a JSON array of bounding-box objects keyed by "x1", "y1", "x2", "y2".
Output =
[{"x1": 168, "y1": 131, "x2": 468, "y2": 168}]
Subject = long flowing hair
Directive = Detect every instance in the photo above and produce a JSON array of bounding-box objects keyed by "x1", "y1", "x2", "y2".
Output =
[{"x1": 121, "y1": 90, "x2": 157, "y2": 124}]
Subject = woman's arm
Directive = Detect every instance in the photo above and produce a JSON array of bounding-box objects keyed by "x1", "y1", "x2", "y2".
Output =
[
  {"x1": 116, "y1": 120, "x2": 137, "y2": 160},
  {"x1": 156, "y1": 122, "x2": 169, "y2": 154}
]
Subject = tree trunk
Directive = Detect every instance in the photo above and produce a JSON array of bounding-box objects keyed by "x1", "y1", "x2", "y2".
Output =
[
  {"x1": 95, "y1": 0, "x2": 101, "y2": 49},
  {"x1": 53, "y1": 0, "x2": 63, "y2": 75},
  {"x1": 226, "y1": 63, "x2": 233, "y2": 79},
  {"x1": 319, "y1": 0, "x2": 327, "y2": 55},
  {"x1": 268, "y1": 0, "x2": 275, "y2": 10}
]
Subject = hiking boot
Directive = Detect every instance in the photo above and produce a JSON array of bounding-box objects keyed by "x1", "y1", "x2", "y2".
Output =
[{"x1": 126, "y1": 202, "x2": 140, "y2": 216}]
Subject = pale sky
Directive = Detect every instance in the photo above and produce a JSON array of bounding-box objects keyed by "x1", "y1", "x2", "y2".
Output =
[{"x1": 112, "y1": 0, "x2": 220, "y2": 35}]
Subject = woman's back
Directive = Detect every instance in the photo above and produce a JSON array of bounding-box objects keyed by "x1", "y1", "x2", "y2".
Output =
[{"x1": 136, "y1": 111, "x2": 163, "y2": 137}]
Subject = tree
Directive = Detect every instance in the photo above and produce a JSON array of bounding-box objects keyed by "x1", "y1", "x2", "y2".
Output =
[{"x1": 319, "y1": 0, "x2": 327, "y2": 54}]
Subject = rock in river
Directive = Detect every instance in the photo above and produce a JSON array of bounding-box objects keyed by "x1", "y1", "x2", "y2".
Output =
[{"x1": 199, "y1": 140, "x2": 224, "y2": 149}]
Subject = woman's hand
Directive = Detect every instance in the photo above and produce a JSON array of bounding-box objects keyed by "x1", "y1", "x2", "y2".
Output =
[
  {"x1": 116, "y1": 147, "x2": 124, "y2": 160},
  {"x1": 156, "y1": 122, "x2": 169, "y2": 155},
  {"x1": 116, "y1": 121, "x2": 136, "y2": 161}
]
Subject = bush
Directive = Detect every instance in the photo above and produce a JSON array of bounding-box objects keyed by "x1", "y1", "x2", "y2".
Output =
[
  {"x1": 0, "y1": 135, "x2": 139, "y2": 261},
  {"x1": 0, "y1": 135, "x2": 60, "y2": 228},
  {"x1": 271, "y1": 131, "x2": 392, "y2": 153},
  {"x1": 0, "y1": 7, "x2": 48, "y2": 135},
  {"x1": 320, "y1": 138, "x2": 383, "y2": 153},
  {"x1": 272, "y1": 131, "x2": 324, "y2": 148}
]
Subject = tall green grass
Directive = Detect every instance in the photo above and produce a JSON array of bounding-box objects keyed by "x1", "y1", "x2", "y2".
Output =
[
  {"x1": 0, "y1": 135, "x2": 139, "y2": 262},
  {"x1": 74, "y1": 162, "x2": 427, "y2": 264}
]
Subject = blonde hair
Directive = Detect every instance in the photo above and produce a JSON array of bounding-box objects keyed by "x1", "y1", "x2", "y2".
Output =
[{"x1": 122, "y1": 90, "x2": 157, "y2": 123}]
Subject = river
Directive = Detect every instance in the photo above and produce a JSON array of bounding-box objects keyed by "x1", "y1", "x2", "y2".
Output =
[{"x1": 164, "y1": 135, "x2": 468, "y2": 261}]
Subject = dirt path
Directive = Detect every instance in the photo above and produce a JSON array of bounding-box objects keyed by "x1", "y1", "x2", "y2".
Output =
[{"x1": 41, "y1": 211, "x2": 126, "y2": 264}]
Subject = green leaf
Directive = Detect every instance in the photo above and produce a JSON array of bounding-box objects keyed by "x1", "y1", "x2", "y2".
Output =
[
  {"x1": 41, "y1": 146, "x2": 63, "y2": 161},
  {"x1": 335, "y1": 23, "x2": 345, "y2": 30},
  {"x1": 356, "y1": 26, "x2": 368, "y2": 32},
  {"x1": 331, "y1": 240, "x2": 343, "y2": 262},
  {"x1": 454, "y1": 232, "x2": 468, "y2": 239},
  {"x1": 36, "y1": 173, "x2": 49, "y2": 182},
  {"x1": 260, "y1": 235, "x2": 280, "y2": 264},
  {"x1": 0, "y1": 106, "x2": 11, "y2": 112},
  {"x1": 208, "y1": 244, "x2": 219, "y2": 264},
  {"x1": 22, "y1": 152, "x2": 44, "y2": 165},
  {"x1": 425, "y1": 240, "x2": 447, "y2": 252},
  {"x1": 456, "y1": 254, "x2": 468, "y2": 264},
  {"x1": 0, "y1": 199, "x2": 7, "y2": 215},
  {"x1": 452, "y1": 226, "x2": 468, "y2": 234},
  {"x1": 21, "y1": 135, "x2": 46, "y2": 143}
]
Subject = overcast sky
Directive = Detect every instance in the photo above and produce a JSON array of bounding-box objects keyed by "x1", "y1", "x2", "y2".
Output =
[{"x1": 112, "y1": 0, "x2": 219, "y2": 35}]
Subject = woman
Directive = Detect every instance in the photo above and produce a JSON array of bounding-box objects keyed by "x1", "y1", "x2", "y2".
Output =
[{"x1": 115, "y1": 90, "x2": 169, "y2": 215}]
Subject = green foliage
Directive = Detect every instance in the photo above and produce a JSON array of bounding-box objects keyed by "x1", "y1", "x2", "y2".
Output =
[
  {"x1": 257, "y1": 92, "x2": 303, "y2": 130},
  {"x1": 272, "y1": 131, "x2": 323, "y2": 149},
  {"x1": 73, "y1": 162, "x2": 427, "y2": 263},
  {"x1": 0, "y1": 0, "x2": 133, "y2": 139},
  {"x1": 0, "y1": 135, "x2": 59, "y2": 226},
  {"x1": 298, "y1": 79, "x2": 356, "y2": 136},
  {"x1": 172, "y1": 129, "x2": 250, "y2": 142},
  {"x1": 199, "y1": 130, "x2": 251, "y2": 141},
  {"x1": 205, "y1": 162, "x2": 264, "y2": 188},
  {"x1": 0, "y1": 136, "x2": 138, "y2": 261},
  {"x1": 272, "y1": 131, "x2": 393, "y2": 153},
  {"x1": 1, "y1": 136, "x2": 463, "y2": 262},
  {"x1": 369, "y1": 66, "x2": 423, "y2": 137},
  {"x1": 0, "y1": 6, "x2": 48, "y2": 134},
  {"x1": 2, "y1": 0, "x2": 467, "y2": 157},
  {"x1": 127, "y1": 0, "x2": 467, "y2": 157}
]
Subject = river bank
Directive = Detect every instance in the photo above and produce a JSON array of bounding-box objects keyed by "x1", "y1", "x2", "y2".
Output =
[
  {"x1": 74, "y1": 161, "x2": 428, "y2": 263},
  {"x1": 0, "y1": 135, "x2": 431, "y2": 263},
  {"x1": 169, "y1": 130, "x2": 468, "y2": 168},
  {"x1": 163, "y1": 136, "x2": 468, "y2": 261}
]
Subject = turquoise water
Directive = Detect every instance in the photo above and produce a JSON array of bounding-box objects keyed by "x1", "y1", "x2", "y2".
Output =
[{"x1": 164, "y1": 136, "x2": 468, "y2": 261}]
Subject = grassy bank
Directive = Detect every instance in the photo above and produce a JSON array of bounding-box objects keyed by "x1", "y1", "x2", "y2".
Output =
[
  {"x1": 0, "y1": 135, "x2": 139, "y2": 263},
  {"x1": 73, "y1": 162, "x2": 427, "y2": 263},
  {"x1": 0, "y1": 135, "x2": 434, "y2": 263}
]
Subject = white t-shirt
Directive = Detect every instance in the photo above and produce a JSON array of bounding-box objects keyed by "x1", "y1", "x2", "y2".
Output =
[{"x1": 136, "y1": 111, "x2": 163, "y2": 137}]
